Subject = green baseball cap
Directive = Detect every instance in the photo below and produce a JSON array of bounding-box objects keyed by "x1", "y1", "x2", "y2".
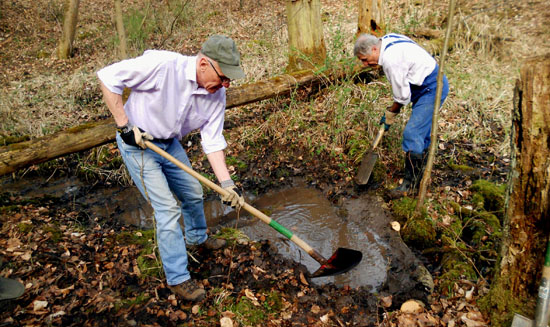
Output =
[{"x1": 201, "y1": 35, "x2": 245, "y2": 80}]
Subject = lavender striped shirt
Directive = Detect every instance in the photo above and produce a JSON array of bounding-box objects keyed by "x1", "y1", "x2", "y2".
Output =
[{"x1": 97, "y1": 50, "x2": 227, "y2": 154}]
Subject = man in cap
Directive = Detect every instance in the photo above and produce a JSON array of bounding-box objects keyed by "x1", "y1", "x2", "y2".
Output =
[
  {"x1": 97, "y1": 35, "x2": 246, "y2": 302},
  {"x1": 354, "y1": 33, "x2": 449, "y2": 197}
]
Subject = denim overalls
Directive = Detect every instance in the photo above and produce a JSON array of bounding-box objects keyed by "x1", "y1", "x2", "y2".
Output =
[{"x1": 383, "y1": 34, "x2": 450, "y2": 154}]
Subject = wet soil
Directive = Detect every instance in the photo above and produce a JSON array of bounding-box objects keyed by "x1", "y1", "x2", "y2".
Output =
[{"x1": 0, "y1": 171, "x2": 431, "y2": 326}]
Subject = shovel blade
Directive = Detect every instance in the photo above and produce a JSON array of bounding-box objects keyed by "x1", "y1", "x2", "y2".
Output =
[
  {"x1": 310, "y1": 248, "x2": 363, "y2": 278},
  {"x1": 511, "y1": 314, "x2": 533, "y2": 327},
  {"x1": 355, "y1": 152, "x2": 378, "y2": 185}
]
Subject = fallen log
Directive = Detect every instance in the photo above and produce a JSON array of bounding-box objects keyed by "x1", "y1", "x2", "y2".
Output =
[{"x1": 0, "y1": 64, "x2": 369, "y2": 176}]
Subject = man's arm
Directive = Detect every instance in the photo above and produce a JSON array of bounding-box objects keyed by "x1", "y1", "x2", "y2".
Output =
[
  {"x1": 207, "y1": 150, "x2": 244, "y2": 209},
  {"x1": 206, "y1": 150, "x2": 231, "y2": 183},
  {"x1": 99, "y1": 81, "x2": 128, "y2": 127}
]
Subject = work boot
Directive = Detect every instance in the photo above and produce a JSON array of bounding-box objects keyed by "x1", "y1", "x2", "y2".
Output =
[
  {"x1": 0, "y1": 277, "x2": 25, "y2": 301},
  {"x1": 389, "y1": 151, "x2": 426, "y2": 198},
  {"x1": 168, "y1": 279, "x2": 205, "y2": 302},
  {"x1": 188, "y1": 237, "x2": 227, "y2": 251}
]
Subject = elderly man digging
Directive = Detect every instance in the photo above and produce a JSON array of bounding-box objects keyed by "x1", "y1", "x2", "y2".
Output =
[
  {"x1": 354, "y1": 33, "x2": 449, "y2": 197},
  {"x1": 97, "y1": 35, "x2": 246, "y2": 302}
]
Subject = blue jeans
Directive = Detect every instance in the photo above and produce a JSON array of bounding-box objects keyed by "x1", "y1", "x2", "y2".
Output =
[
  {"x1": 402, "y1": 76, "x2": 449, "y2": 154},
  {"x1": 116, "y1": 134, "x2": 207, "y2": 286}
]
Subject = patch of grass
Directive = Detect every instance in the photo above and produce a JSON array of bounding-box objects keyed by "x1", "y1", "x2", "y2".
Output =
[{"x1": 215, "y1": 227, "x2": 250, "y2": 246}]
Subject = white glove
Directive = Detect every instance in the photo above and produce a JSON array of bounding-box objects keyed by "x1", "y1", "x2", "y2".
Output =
[
  {"x1": 220, "y1": 180, "x2": 245, "y2": 209},
  {"x1": 383, "y1": 109, "x2": 398, "y2": 125},
  {"x1": 132, "y1": 126, "x2": 153, "y2": 149}
]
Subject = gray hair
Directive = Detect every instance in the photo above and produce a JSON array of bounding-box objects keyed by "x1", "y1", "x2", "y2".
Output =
[{"x1": 354, "y1": 33, "x2": 381, "y2": 57}]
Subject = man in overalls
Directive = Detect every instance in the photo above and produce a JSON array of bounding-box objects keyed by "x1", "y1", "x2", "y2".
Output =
[{"x1": 354, "y1": 33, "x2": 449, "y2": 197}]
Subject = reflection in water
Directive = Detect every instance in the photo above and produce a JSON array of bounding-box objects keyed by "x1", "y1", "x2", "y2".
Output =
[{"x1": 231, "y1": 187, "x2": 388, "y2": 290}]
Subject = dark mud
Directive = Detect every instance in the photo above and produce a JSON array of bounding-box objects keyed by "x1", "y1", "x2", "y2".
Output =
[{"x1": 0, "y1": 171, "x2": 431, "y2": 326}]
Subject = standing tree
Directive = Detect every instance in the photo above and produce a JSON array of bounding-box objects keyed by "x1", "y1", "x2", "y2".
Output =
[
  {"x1": 481, "y1": 54, "x2": 550, "y2": 326},
  {"x1": 286, "y1": 0, "x2": 326, "y2": 72},
  {"x1": 114, "y1": 0, "x2": 128, "y2": 59},
  {"x1": 357, "y1": 0, "x2": 385, "y2": 37},
  {"x1": 57, "y1": 0, "x2": 80, "y2": 59}
]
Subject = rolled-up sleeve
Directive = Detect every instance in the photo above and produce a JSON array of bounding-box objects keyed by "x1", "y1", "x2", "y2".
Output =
[
  {"x1": 200, "y1": 95, "x2": 227, "y2": 154},
  {"x1": 96, "y1": 51, "x2": 164, "y2": 95}
]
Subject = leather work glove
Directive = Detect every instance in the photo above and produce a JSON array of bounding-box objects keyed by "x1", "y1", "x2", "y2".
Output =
[
  {"x1": 118, "y1": 123, "x2": 153, "y2": 149},
  {"x1": 379, "y1": 109, "x2": 398, "y2": 131},
  {"x1": 220, "y1": 180, "x2": 245, "y2": 209}
]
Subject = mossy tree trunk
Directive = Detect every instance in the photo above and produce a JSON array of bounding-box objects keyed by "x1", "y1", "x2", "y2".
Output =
[
  {"x1": 286, "y1": 0, "x2": 326, "y2": 72},
  {"x1": 57, "y1": 0, "x2": 80, "y2": 59},
  {"x1": 483, "y1": 54, "x2": 550, "y2": 325},
  {"x1": 114, "y1": 0, "x2": 128, "y2": 59},
  {"x1": 357, "y1": 0, "x2": 385, "y2": 37}
]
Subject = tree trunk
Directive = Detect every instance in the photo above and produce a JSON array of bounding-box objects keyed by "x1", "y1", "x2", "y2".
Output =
[
  {"x1": 485, "y1": 54, "x2": 550, "y2": 324},
  {"x1": 286, "y1": 0, "x2": 326, "y2": 72},
  {"x1": 357, "y1": 0, "x2": 385, "y2": 37},
  {"x1": 114, "y1": 0, "x2": 128, "y2": 59},
  {"x1": 57, "y1": 0, "x2": 80, "y2": 59},
  {"x1": 0, "y1": 64, "x2": 368, "y2": 176}
]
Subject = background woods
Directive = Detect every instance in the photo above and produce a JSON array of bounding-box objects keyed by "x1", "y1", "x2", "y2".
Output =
[{"x1": 1, "y1": 0, "x2": 549, "y2": 326}]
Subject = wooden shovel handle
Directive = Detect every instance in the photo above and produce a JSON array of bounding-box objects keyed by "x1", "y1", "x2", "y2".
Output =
[{"x1": 371, "y1": 125, "x2": 385, "y2": 150}]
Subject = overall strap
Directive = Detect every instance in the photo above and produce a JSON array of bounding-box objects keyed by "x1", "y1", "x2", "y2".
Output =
[
  {"x1": 382, "y1": 34, "x2": 416, "y2": 50},
  {"x1": 384, "y1": 39, "x2": 416, "y2": 50}
]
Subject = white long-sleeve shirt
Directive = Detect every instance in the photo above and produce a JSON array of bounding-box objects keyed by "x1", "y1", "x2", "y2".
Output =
[
  {"x1": 378, "y1": 34, "x2": 436, "y2": 105},
  {"x1": 97, "y1": 50, "x2": 227, "y2": 154}
]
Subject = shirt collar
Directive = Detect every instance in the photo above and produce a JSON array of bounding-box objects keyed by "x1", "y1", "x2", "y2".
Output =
[{"x1": 186, "y1": 56, "x2": 210, "y2": 95}]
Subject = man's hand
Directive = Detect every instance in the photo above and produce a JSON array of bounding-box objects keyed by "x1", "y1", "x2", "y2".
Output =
[
  {"x1": 220, "y1": 180, "x2": 245, "y2": 209},
  {"x1": 118, "y1": 124, "x2": 153, "y2": 149},
  {"x1": 379, "y1": 109, "x2": 398, "y2": 131}
]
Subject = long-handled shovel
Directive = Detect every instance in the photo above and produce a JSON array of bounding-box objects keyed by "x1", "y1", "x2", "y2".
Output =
[
  {"x1": 144, "y1": 140, "x2": 363, "y2": 278},
  {"x1": 355, "y1": 125, "x2": 385, "y2": 185}
]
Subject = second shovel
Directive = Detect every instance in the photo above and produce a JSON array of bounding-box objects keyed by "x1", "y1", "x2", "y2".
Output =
[{"x1": 355, "y1": 125, "x2": 385, "y2": 185}]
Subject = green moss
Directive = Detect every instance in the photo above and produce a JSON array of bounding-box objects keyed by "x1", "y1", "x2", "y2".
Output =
[
  {"x1": 0, "y1": 134, "x2": 30, "y2": 146},
  {"x1": 391, "y1": 197, "x2": 417, "y2": 224},
  {"x1": 233, "y1": 298, "x2": 267, "y2": 325},
  {"x1": 402, "y1": 216, "x2": 437, "y2": 248},
  {"x1": 114, "y1": 293, "x2": 150, "y2": 311},
  {"x1": 114, "y1": 230, "x2": 161, "y2": 278},
  {"x1": 115, "y1": 229, "x2": 155, "y2": 247},
  {"x1": 440, "y1": 215, "x2": 463, "y2": 240},
  {"x1": 17, "y1": 222, "x2": 33, "y2": 234},
  {"x1": 471, "y1": 193, "x2": 485, "y2": 210},
  {"x1": 448, "y1": 163, "x2": 475, "y2": 172},
  {"x1": 215, "y1": 227, "x2": 249, "y2": 246},
  {"x1": 470, "y1": 179, "x2": 505, "y2": 215},
  {"x1": 263, "y1": 291, "x2": 283, "y2": 312},
  {"x1": 438, "y1": 253, "x2": 477, "y2": 295},
  {"x1": 43, "y1": 225, "x2": 63, "y2": 242},
  {"x1": 478, "y1": 283, "x2": 532, "y2": 327}
]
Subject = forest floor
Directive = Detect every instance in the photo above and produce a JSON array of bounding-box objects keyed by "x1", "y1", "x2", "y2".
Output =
[{"x1": 1, "y1": 0, "x2": 549, "y2": 326}]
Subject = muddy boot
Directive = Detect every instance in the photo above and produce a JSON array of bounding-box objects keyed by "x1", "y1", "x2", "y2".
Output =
[
  {"x1": 187, "y1": 237, "x2": 227, "y2": 252},
  {"x1": 168, "y1": 279, "x2": 206, "y2": 302},
  {"x1": 388, "y1": 152, "x2": 426, "y2": 199}
]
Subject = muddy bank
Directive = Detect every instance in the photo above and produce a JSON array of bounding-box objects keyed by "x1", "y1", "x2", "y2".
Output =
[{"x1": 0, "y1": 172, "x2": 432, "y2": 326}]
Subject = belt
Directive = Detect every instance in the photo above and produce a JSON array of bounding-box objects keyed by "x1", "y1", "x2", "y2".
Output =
[{"x1": 151, "y1": 137, "x2": 173, "y2": 144}]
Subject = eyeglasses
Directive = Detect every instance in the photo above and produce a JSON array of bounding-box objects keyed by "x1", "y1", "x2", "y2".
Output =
[{"x1": 207, "y1": 60, "x2": 231, "y2": 87}]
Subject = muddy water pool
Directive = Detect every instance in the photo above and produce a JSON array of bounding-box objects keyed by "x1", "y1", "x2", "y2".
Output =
[{"x1": 1, "y1": 175, "x2": 416, "y2": 292}]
